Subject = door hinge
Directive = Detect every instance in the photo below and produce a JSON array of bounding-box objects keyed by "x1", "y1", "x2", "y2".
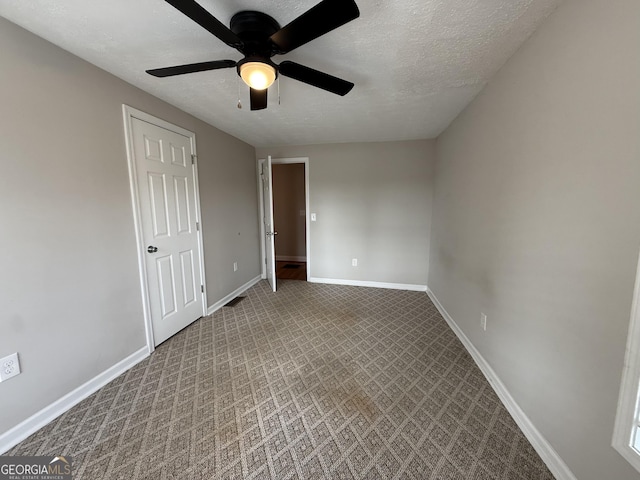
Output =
[
  {"x1": 201, "y1": 285, "x2": 204, "y2": 293},
  {"x1": 196, "y1": 222, "x2": 199, "y2": 231},
  {"x1": 191, "y1": 154, "x2": 196, "y2": 165}
]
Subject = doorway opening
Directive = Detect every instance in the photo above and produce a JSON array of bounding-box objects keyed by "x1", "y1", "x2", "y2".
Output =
[
  {"x1": 272, "y1": 162, "x2": 307, "y2": 281},
  {"x1": 258, "y1": 157, "x2": 310, "y2": 286}
]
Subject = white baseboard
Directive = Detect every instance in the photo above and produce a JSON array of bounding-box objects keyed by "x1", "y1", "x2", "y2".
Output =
[
  {"x1": 0, "y1": 346, "x2": 149, "y2": 455},
  {"x1": 309, "y1": 277, "x2": 427, "y2": 292},
  {"x1": 276, "y1": 255, "x2": 306, "y2": 262},
  {"x1": 0, "y1": 274, "x2": 263, "y2": 455},
  {"x1": 207, "y1": 275, "x2": 262, "y2": 315},
  {"x1": 426, "y1": 288, "x2": 577, "y2": 480}
]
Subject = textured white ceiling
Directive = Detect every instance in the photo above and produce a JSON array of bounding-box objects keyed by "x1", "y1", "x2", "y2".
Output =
[{"x1": 0, "y1": 0, "x2": 561, "y2": 147}]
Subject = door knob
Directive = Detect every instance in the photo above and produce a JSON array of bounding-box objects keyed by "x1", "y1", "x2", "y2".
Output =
[{"x1": 147, "y1": 246, "x2": 158, "y2": 253}]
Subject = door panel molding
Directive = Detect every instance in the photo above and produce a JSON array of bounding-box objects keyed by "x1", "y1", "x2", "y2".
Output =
[{"x1": 122, "y1": 105, "x2": 207, "y2": 353}]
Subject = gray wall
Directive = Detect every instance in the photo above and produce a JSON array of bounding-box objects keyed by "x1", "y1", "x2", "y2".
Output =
[
  {"x1": 258, "y1": 141, "x2": 435, "y2": 286},
  {"x1": 428, "y1": 0, "x2": 640, "y2": 478},
  {"x1": 272, "y1": 163, "x2": 306, "y2": 260},
  {"x1": 0, "y1": 18, "x2": 259, "y2": 435}
]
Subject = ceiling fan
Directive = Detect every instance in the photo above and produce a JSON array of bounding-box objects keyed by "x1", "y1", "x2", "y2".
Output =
[{"x1": 146, "y1": 0, "x2": 360, "y2": 110}]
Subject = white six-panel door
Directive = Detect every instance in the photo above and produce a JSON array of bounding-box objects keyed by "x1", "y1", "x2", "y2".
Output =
[{"x1": 130, "y1": 116, "x2": 204, "y2": 345}]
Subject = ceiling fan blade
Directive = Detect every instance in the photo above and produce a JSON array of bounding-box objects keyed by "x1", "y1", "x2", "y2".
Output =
[
  {"x1": 279, "y1": 61, "x2": 354, "y2": 96},
  {"x1": 164, "y1": 0, "x2": 243, "y2": 48},
  {"x1": 250, "y1": 88, "x2": 268, "y2": 110},
  {"x1": 269, "y1": 0, "x2": 359, "y2": 54},
  {"x1": 146, "y1": 60, "x2": 236, "y2": 77}
]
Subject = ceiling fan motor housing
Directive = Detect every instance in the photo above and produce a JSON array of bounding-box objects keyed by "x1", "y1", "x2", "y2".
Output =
[
  {"x1": 230, "y1": 11, "x2": 280, "y2": 56},
  {"x1": 230, "y1": 11, "x2": 281, "y2": 79}
]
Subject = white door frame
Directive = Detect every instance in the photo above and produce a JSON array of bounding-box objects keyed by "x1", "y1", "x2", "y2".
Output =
[
  {"x1": 257, "y1": 157, "x2": 311, "y2": 281},
  {"x1": 122, "y1": 105, "x2": 208, "y2": 353}
]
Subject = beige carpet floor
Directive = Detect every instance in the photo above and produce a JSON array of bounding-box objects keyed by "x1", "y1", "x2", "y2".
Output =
[{"x1": 6, "y1": 280, "x2": 555, "y2": 479}]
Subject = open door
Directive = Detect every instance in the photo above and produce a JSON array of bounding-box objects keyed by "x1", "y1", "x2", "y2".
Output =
[{"x1": 262, "y1": 156, "x2": 277, "y2": 292}]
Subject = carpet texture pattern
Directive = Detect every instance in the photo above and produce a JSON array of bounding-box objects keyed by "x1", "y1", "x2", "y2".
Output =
[{"x1": 6, "y1": 280, "x2": 555, "y2": 479}]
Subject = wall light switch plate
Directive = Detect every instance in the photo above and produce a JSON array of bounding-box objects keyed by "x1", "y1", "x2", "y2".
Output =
[{"x1": 311, "y1": 213, "x2": 317, "y2": 222}]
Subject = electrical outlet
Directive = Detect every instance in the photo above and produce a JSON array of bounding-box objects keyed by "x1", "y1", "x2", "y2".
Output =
[
  {"x1": 352, "y1": 258, "x2": 358, "y2": 267},
  {"x1": 233, "y1": 262, "x2": 238, "y2": 272},
  {"x1": 0, "y1": 353, "x2": 21, "y2": 382},
  {"x1": 480, "y1": 313, "x2": 487, "y2": 331}
]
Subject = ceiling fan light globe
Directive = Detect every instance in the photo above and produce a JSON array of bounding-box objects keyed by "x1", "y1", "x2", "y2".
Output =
[{"x1": 240, "y1": 62, "x2": 276, "y2": 90}]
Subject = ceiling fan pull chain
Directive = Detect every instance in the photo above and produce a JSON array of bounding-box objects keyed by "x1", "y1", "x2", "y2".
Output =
[
  {"x1": 237, "y1": 77, "x2": 242, "y2": 109},
  {"x1": 278, "y1": 76, "x2": 281, "y2": 105}
]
